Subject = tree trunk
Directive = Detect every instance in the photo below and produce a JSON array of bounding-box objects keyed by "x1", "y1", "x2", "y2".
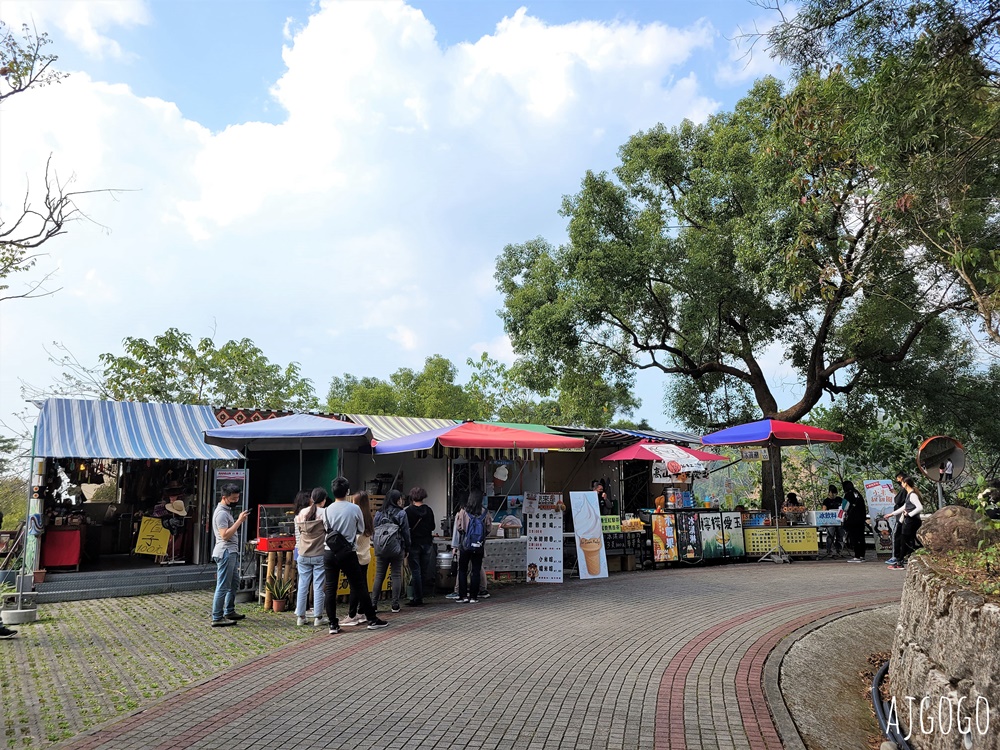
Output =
[{"x1": 760, "y1": 448, "x2": 784, "y2": 519}]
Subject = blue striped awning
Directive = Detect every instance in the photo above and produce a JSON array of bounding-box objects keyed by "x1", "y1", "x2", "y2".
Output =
[
  {"x1": 35, "y1": 399, "x2": 242, "y2": 460},
  {"x1": 343, "y1": 414, "x2": 457, "y2": 444}
]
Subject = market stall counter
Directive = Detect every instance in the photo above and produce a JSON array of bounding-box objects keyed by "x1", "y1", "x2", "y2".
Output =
[{"x1": 741, "y1": 510, "x2": 820, "y2": 559}]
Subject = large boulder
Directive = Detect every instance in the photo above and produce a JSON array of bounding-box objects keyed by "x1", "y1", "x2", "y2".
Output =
[{"x1": 917, "y1": 505, "x2": 1000, "y2": 553}]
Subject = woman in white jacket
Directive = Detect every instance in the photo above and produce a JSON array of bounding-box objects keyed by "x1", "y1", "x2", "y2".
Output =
[
  {"x1": 342, "y1": 491, "x2": 375, "y2": 626},
  {"x1": 294, "y1": 488, "x2": 329, "y2": 626},
  {"x1": 884, "y1": 477, "x2": 923, "y2": 569}
]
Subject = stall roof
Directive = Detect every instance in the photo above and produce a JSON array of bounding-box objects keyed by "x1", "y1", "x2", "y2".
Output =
[
  {"x1": 204, "y1": 413, "x2": 372, "y2": 451},
  {"x1": 548, "y1": 426, "x2": 701, "y2": 447},
  {"x1": 343, "y1": 414, "x2": 456, "y2": 443},
  {"x1": 35, "y1": 398, "x2": 242, "y2": 461}
]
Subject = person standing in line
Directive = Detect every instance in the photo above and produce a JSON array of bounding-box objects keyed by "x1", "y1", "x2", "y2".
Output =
[
  {"x1": 445, "y1": 523, "x2": 490, "y2": 600},
  {"x1": 841, "y1": 480, "x2": 868, "y2": 563},
  {"x1": 211, "y1": 483, "x2": 251, "y2": 627},
  {"x1": 322, "y1": 477, "x2": 387, "y2": 634},
  {"x1": 453, "y1": 489, "x2": 492, "y2": 604},
  {"x1": 943, "y1": 458, "x2": 954, "y2": 483},
  {"x1": 822, "y1": 484, "x2": 844, "y2": 558},
  {"x1": 370, "y1": 489, "x2": 409, "y2": 615},
  {"x1": 404, "y1": 486, "x2": 436, "y2": 606},
  {"x1": 884, "y1": 477, "x2": 924, "y2": 569},
  {"x1": 294, "y1": 488, "x2": 328, "y2": 627},
  {"x1": 885, "y1": 472, "x2": 907, "y2": 566},
  {"x1": 343, "y1": 491, "x2": 375, "y2": 626}
]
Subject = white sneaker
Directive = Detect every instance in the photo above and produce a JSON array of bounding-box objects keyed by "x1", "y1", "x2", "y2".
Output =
[
  {"x1": 341, "y1": 614, "x2": 364, "y2": 627},
  {"x1": 313, "y1": 617, "x2": 327, "y2": 627},
  {"x1": 296, "y1": 616, "x2": 307, "y2": 627}
]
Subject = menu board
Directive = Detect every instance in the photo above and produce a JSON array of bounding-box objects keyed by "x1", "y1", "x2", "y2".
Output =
[{"x1": 524, "y1": 493, "x2": 564, "y2": 583}]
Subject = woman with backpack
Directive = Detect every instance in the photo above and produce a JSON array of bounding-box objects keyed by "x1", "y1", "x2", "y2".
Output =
[
  {"x1": 342, "y1": 491, "x2": 375, "y2": 626},
  {"x1": 370, "y1": 489, "x2": 410, "y2": 614},
  {"x1": 842, "y1": 479, "x2": 869, "y2": 562},
  {"x1": 454, "y1": 489, "x2": 493, "y2": 604},
  {"x1": 294, "y1": 487, "x2": 329, "y2": 627}
]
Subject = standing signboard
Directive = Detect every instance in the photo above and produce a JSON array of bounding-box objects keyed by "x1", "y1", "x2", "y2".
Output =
[
  {"x1": 651, "y1": 513, "x2": 678, "y2": 562},
  {"x1": 863, "y1": 479, "x2": 896, "y2": 557},
  {"x1": 569, "y1": 491, "x2": 608, "y2": 579},
  {"x1": 524, "y1": 493, "x2": 564, "y2": 583}
]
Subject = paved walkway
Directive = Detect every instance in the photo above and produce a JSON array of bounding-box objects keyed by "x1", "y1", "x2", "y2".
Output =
[{"x1": 48, "y1": 559, "x2": 903, "y2": 750}]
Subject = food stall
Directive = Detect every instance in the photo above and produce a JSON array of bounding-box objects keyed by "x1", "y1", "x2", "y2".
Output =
[
  {"x1": 371, "y1": 422, "x2": 587, "y2": 587},
  {"x1": 30, "y1": 399, "x2": 243, "y2": 584},
  {"x1": 701, "y1": 419, "x2": 843, "y2": 563}
]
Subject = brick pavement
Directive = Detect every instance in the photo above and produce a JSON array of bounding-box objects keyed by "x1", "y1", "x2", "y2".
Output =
[{"x1": 53, "y1": 560, "x2": 904, "y2": 750}]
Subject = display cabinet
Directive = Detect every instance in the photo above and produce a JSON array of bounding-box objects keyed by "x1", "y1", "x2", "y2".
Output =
[{"x1": 256, "y1": 504, "x2": 296, "y2": 551}]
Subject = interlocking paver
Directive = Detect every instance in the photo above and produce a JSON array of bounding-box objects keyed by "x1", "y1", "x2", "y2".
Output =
[{"x1": 32, "y1": 560, "x2": 906, "y2": 750}]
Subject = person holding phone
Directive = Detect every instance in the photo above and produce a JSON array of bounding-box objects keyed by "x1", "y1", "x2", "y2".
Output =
[{"x1": 211, "y1": 482, "x2": 251, "y2": 627}]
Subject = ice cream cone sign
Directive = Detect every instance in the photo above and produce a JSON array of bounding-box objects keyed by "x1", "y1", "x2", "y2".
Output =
[{"x1": 569, "y1": 491, "x2": 608, "y2": 579}]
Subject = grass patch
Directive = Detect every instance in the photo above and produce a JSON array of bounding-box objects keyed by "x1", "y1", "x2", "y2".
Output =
[
  {"x1": 925, "y1": 545, "x2": 1000, "y2": 600},
  {"x1": 1, "y1": 590, "x2": 315, "y2": 749}
]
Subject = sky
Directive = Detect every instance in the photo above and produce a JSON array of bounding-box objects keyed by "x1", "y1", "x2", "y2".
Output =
[{"x1": 0, "y1": 0, "x2": 790, "y2": 437}]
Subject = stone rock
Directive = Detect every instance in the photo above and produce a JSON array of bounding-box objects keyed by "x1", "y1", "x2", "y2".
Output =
[{"x1": 916, "y1": 505, "x2": 1000, "y2": 553}]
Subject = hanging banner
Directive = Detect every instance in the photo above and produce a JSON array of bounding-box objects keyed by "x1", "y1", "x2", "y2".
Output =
[
  {"x1": 524, "y1": 493, "x2": 564, "y2": 583},
  {"x1": 863, "y1": 479, "x2": 896, "y2": 556},
  {"x1": 134, "y1": 516, "x2": 170, "y2": 556},
  {"x1": 645, "y1": 443, "x2": 708, "y2": 475},
  {"x1": 569, "y1": 491, "x2": 608, "y2": 579},
  {"x1": 740, "y1": 447, "x2": 769, "y2": 462}
]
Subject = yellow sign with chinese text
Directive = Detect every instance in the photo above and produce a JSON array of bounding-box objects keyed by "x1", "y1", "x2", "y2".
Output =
[{"x1": 134, "y1": 517, "x2": 170, "y2": 556}]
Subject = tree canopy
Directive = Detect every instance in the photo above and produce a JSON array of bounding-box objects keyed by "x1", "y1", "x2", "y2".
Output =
[
  {"x1": 498, "y1": 77, "x2": 969, "y2": 436},
  {"x1": 768, "y1": 0, "x2": 1000, "y2": 344},
  {"x1": 99, "y1": 328, "x2": 318, "y2": 411}
]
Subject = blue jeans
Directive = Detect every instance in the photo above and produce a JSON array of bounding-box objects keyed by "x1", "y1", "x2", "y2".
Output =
[
  {"x1": 295, "y1": 554, "x2": 326, "y2": 617},
  {"x1": 212, "y1": 549, "x2": 239, "y2": 621},
  {"x1": 408, "y1": 543, "x2": 436, "y2": 602}
]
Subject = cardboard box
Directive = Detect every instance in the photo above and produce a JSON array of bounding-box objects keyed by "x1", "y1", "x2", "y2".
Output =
[{"x1": 622, "y1": 554, "x2": 636, "y2": 572}]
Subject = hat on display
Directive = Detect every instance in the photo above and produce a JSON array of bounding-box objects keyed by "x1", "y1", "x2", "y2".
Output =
[
  {"x1": 164, "y1": 499, "x2": 188, "y2": 517},
  {"x1": 162, "y1": 481, "x2": 187, "y2": 497}
]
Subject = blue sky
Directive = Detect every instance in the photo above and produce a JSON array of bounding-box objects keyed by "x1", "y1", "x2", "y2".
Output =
[{"x1": 0, "y1": 0, "x2": 789, "y2": 433}]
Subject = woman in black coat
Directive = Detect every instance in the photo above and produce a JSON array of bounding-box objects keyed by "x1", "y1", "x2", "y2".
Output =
[{"x1": 841, "y1": 480, "x2": 868, "y2": 562}]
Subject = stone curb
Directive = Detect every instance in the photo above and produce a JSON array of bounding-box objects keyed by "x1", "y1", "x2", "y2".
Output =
[{"x1": 763, "y1": 603, "x2": 896, "y2": 750}]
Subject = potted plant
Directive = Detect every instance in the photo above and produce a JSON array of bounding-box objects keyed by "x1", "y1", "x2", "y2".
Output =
[
  {"x1": 265, "y1": 575, "x2": 293, "y2": 612},
  {"x1": 33, "y1": 569, "x2": 47, "y2": 585}
]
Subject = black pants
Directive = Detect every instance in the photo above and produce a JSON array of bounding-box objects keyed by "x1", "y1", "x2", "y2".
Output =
[
  {"x1": 847, "y1": 525, "x2": 866, "y2": 559},
  {"x1": 408, "y1": 543, "x2": 436, "y2": 602},
  {"x1": 458, "y1": 546, "x2": 486, "y2": 600},
  {"x1": 891, "y1": 520, "x2": 903, "y2": 559},
  {"x1": 324, "y1": 549, "x2": 376, "y2": 627},
  {"x1": 900, "y1": 518, "x2": 922, "y2": 561}
]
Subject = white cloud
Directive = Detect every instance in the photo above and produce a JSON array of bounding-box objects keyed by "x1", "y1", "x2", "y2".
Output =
[
  {"x1": 469, "y1": 334, "x2": 516, "y2": 366},
  {"x1": 1, "y1": 0, "x2": 727, "y2": 427},
  {"x1": 2, "y1": 0, "x2": 149, "y2": 59},
  {"x1": 715, "y1": 11, "x2": 788, "y2": 86}
]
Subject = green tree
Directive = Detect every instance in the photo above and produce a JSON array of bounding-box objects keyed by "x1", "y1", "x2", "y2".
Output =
[
  {"x1": 326, "y1": 355, "x2": 473, "y2": 419},
  {"x1": 99, "y1": 328, "x2": 318, "y2": 410},
  {"x1": 464, "y1": 353, "x2": 565, "y2": 424},
  {"x1": 768, "y1": 0, "x2": 1000, "y2": 344},
  {"x1": 497, "y1": 77, "x2": 969, "y2": 506}
]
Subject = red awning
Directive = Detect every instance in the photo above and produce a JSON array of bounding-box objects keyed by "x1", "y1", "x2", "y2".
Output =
[{"x1": 601, "y1": 441, "x2": 727, "y2": 462}]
